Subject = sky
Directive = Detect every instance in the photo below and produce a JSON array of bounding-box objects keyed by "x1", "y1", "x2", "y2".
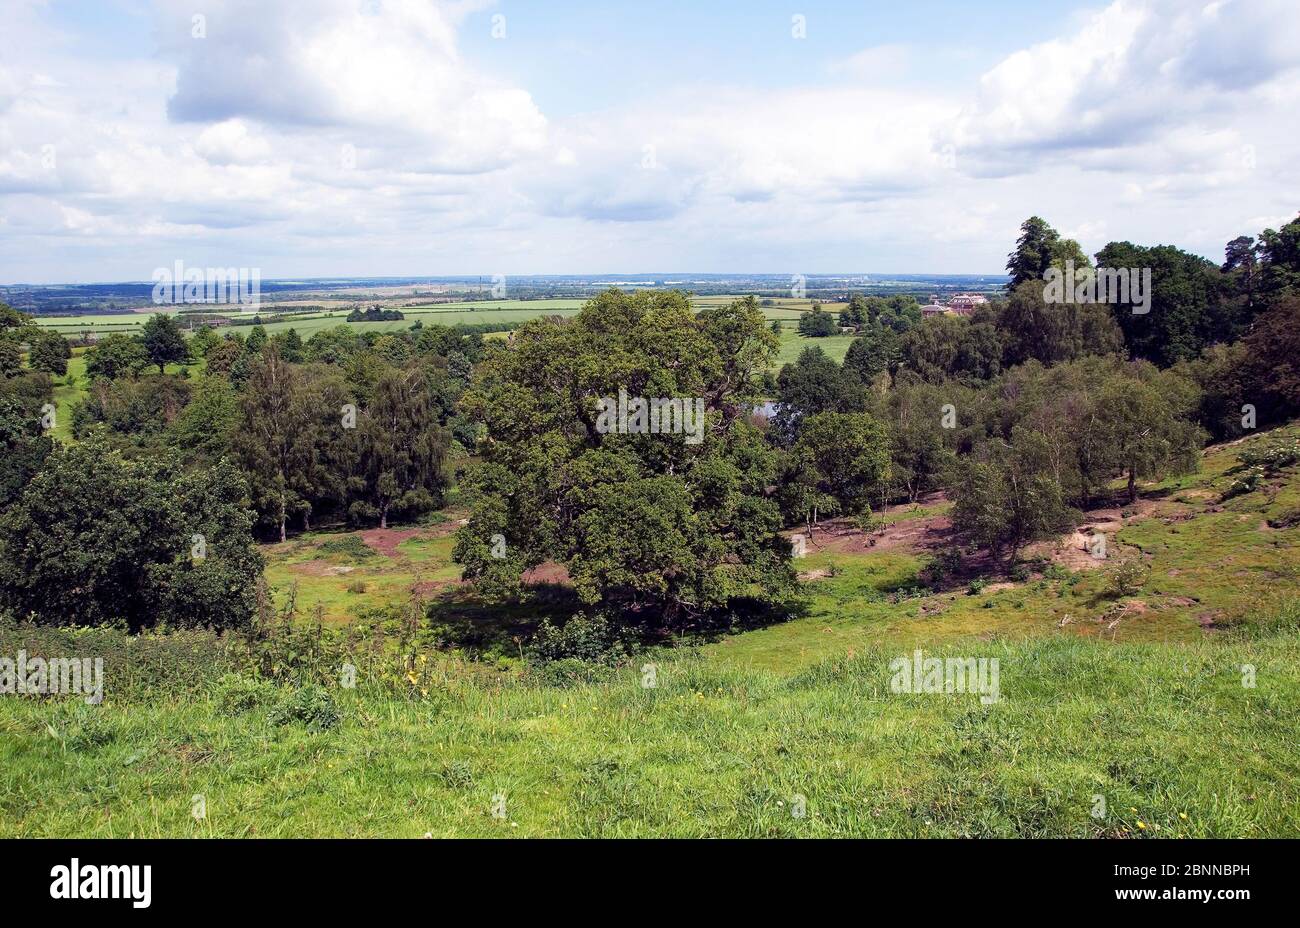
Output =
[{"x1": 0, "y1": 0, "x2": 1298, "y2": 283}]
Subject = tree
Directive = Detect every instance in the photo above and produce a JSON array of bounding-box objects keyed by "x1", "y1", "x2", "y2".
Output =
[
  {"x1": 1258, "y1": 213, "x2": 1300, "y2": 301},
  {"x1": 28, "y1": 331, "x2": 71, "y2": 377},
  {"x1": 1006, "y1": 216, "x2": 1089, "y2": 290},
  {"x1": 901, "y1": 315, "x2": 1005, "y2": 383},
  {"x1": 0, "y1": 395, "x2": 53, "y2": 511},
  {"x1": 189, "y1": 324, "x2": 221, "y2": 358},
  {"x1": 452, "y1": 289, "x2": 796, "y2": 624},
  {"x1": 0, "y1": 438, "x2": 263, "y2": 630},
  {"x1": 1094, "y1": 241, "x2": 1226, "y2": 366},
  {"x1": 881, "y1": 373, "x2": 962, "y2": 503},
  {"x1": 1241, "y1": 295, "x2": 1300, "y2": 428},
  {"x1": 0, "y1": 339, "x2": 19, "y2": 380},
  {"x1": 350, "y1": 366, "x2": 449, "y2": 529},
  {"x1": 171, "y1": 375, "x2": 242, "y2": 464},
  {"x1": 796, "y1": 304, "x2": 839, "y2": 337},
  {"x1": 0, "y1": 303, "x2": 34, "y2": 379},
  {"x1": 781, "y1": 412, "x2": 890, "y2": 527},
  {"x1": 772, "y1": 346, "x2": 863, "y2": 443},
  {"x1": 996, "y1": 280, "x2": 1124, "y2": 368},
  {"x1": 141, "y1": 313, "x2": 189, "y2": 373},
  {"x1": 951, "y1": 428, "x2": 1077, "y2": 561},
  {"x1": 1092, "y1": 366, "x2": 1205, "y2": 503},
  {"x1": 233, "y1": 347, "x2": 317, "y2": 541},
  {"x1": 244, "y1": 324, "x2": 268, "y2": 355},
  {"x1": 85, "y1": 334, "x2": 150, "y2": 381},
  {"x1": 843, "y1": 323, "x2": 900, "y2": 384}
]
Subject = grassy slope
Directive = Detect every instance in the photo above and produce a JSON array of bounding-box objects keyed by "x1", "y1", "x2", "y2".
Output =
[
  {"x1": 2, "y1": 628, "x2": 1296, "y2": 837},
  {"x1": 5, "y1": 421, "x2": 1299, "y2": 837}
]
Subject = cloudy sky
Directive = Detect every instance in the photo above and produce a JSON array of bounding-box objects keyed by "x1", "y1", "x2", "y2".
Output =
[{"x1": 1, "y1": 0, "x2": 1297, "y2": 283}]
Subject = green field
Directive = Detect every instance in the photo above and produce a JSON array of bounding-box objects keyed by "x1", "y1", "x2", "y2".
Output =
[{"x1": 31, "y1": 296, "x2": 844, "y2": 337}]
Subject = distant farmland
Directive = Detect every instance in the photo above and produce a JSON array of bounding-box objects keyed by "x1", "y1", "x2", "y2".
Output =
[{"x1": 30, "y1": 295, "x2": 844, "y2": 338}]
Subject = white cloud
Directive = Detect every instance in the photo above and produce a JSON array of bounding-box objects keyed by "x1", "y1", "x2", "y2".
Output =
[{"x1": 0, "y1": 0, "x2": 1296, "y2": 281}]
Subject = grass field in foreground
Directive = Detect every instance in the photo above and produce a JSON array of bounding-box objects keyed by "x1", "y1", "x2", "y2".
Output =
[{"x1": 1, "y1": 625, "x2": 1297, "y2": 837}]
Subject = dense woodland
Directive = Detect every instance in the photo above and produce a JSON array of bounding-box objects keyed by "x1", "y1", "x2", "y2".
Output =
[{"x1": 2, "y1": 214, "x2": 1299, "y2": 637}]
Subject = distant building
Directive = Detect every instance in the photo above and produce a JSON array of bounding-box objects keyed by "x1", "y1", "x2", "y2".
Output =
[
  {"x1": 922, "y1": 292, "x2": 988, "y2": 319},
  {"x1": 947, "y1": 293, "x2": 989, "y2": 315}
]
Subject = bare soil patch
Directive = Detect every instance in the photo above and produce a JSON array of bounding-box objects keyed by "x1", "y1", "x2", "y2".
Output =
[{"x1": 358, "y1": 528, "x2": 422, "y2": 558}]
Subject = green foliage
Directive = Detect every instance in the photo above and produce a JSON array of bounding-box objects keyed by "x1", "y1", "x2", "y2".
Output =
[
  {"x1": 28, "y1": 331, "x2": 71, "y2": 377},
  {"x1": 1094, "y1": 241, "x2": 1226, "y2": 367},
  {"x1": 0, "y1": 395, "x2": 53, "y2": 511},
  {"x1": 527, "y1": 612, "x2": 636, "y2": 665},
  {"x1": 1106, "y1": 558, "x2": 1150, "y2": 598},
  {"x1": 213, "y1": 673, "x2": 279, "y2": 714},
  {"x1": 316, "y1": 535, "x2": 378, "y2": 559},
  {"x1": 1239, "y1": 433, "x2": 1300, "y2": 472},
  {"x1": 951, "y1": 428, "x2": 1078, "y2": 559},
  {"x1": 796, "y1": 304, "x2": 838, "y2": 337},
  {"x1": 140, "y1": 314, "x2": 189, "y2": 373},
  {"x1": 266, "y1": 684, "x2": 341, "y2": 731},
  {"x1": 772, "y1": 345, "x2": 864, "y2": 443},
  {"x1": 782, "y1": 412, "x2": 891, "y2": 523},
  {"x1": 84, "y1": 334, "x2": 149, "y2": 381},
  {"x1": 349, "y1": 367, "x2": 450, "y2": 529},
  {"x1": 1006, "y1": 216, "x2": 1089, "y2": 289},
  {"x1": 72, "y1": 373, "x2": 192, "y2": 439},
  {"x1": 996, "y1": 280, "x2": 1124, "y2": 369},
  {"x1": 0, "y1": 439, "x2": 263, "y2": 631},
  {"x1": 842, "y1": 323, "x2": 900, "y2": 383},
  {"x1": 454, "y1": 290, "x2": 795, "y2": 624}
]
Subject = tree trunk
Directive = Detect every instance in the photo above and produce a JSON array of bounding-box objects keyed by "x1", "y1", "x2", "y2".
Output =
[
  {"x1": 1127, "y1": 468, "x2": 1137, "y2": 504},
  {"x1": 278, "y1": 491, "x2": 287, "y2": 543},
  {"x1": 380, "y1": 504, "x2": 389, "y2": 530}
]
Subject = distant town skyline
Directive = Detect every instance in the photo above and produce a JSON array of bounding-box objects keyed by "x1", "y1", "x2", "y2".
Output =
[{"x1": 2, "y1": 0, "x2": 1297, "y2": 283}]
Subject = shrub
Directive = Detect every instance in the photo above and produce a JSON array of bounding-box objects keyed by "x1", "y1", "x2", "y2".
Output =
[
  {"x1": 1239, "y1": 435, "x2": 1300, "y2": 472},
  {"x1": 267, "y1": 685, "x2": 341, "y2": 731},
  {"x1": 316, "y1": 535, "x2": 376, "y2": 559},
  {"x1": 527, "y1": 612, "x2": 634, "y2": 666},
  {"x1": 1106, "y1": 558, "x2": 1150, "y2": 598},
  {"x1": 967, "y1": 578, "x2": 988, "y2": 596},
  {"x1": 1223, "y1": 465, "x2": 1265, "y2": 500}
]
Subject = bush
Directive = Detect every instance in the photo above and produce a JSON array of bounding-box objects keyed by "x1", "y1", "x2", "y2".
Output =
[
  {"x1": 527, "y1": 612, "x2": 635, "y2": 665},
  {"x1": 1239, "y1": 435, "x2": 1300, "y2": 472},
  {"x1": 316, "y1": 535, "x2": 376, "y2": 559},
  {"x1": 1106, "y1": 558, "x2": 1150, "y2": 598},
  {"x1": 1223, "y1": 465, "x2": 1265, "y2": 500},
  {"x1": 266, "y1": 685, "x2": 341, "y2": 731}
]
